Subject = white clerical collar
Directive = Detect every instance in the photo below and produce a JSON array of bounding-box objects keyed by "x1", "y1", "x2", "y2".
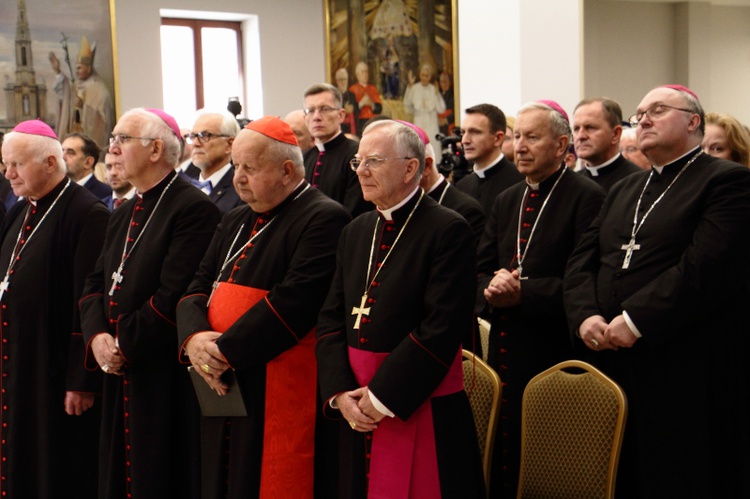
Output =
[
  {"x1": 114, "y1": 186, "x2": 136, "y2": 201},
  {"x1": 651, "y1": 146, "x2": 701, "y2": 173},
  {"x1": 426, "y1": 174, "x2": 446, "y2": 194},
  {"x1": 76, "y1": 173, "x2": 94, "y2": 186},
  {"x1": 473, "y1": 152, "x2": 505, "y2": 178},
  {"x1": 199, "y1": 162, "x2": 233, "y2": 187},
  {"x1": 584, "y1": 153, "x2": 621, "y2": 176},
  {"x1": 377, "y1": 186, "x2": 421, "y2": 221},
  {"x1": 314, "y1": 131, "x2": 342, "y2": 151}
]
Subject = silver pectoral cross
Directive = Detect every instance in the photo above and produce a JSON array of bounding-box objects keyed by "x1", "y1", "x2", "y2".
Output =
[
  {"x1": 621, "y1": 237, "x2": 641, "y2": 269},
  {"x1": 109, "y1": 269, "x2": 123, "y2": 297},
  {"x1": 351, "y1": 294, "x2": 371, "y2": 330},
  {"x1": 0, "y1": 275, "x2": 10, "y2": 302},
  {"x1": 206, "y1": 280, "x2": 220, "y2": 306}
]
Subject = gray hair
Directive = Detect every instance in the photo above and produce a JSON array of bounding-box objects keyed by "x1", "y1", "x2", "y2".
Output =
[
  {"x1": 262, "y1": 137, "x2": 305, "y2": 177},
  {"x1": 194, "y1": 108, "x2": 241, "y2": 137},
  {"x1": 362, "y1": 120, "x2": 425, "y2": 178},
  {"x1": 120, "y1": 108, "x2": 182, "y2": 166},
  {"x1": 518, "y1": 101, "x2": 572, "y2": 140},
  {"x1": 3, "y1": 131, "x2": 65, "y2": 174}
]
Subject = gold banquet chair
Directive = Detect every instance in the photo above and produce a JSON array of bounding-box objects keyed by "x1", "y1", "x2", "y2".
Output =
[
  {"x1": 516, "y1": 360, "x2": 627, "y2": 499},
  {"x1": 477, "y1": 317, "x2": 491, "y2": 362},
  {"x1": 462, "y1": 349, "x2": 501, "y2": 496}
]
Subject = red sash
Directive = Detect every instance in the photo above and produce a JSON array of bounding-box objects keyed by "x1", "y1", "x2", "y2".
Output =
[
  {"x1": 208, "y1": 282, "x2": 315, "y2": 499},
  {"x1": 348, "y1": 347, "x2": 464, "y2": 499}
]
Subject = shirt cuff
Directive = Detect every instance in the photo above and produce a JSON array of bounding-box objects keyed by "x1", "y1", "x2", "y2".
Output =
[
  {"x1": 622, "y1": 310, "x2": 642, "y2": 338},
  {"x1": 368, "y1": 389, "x2": 395, "y2": 418}
]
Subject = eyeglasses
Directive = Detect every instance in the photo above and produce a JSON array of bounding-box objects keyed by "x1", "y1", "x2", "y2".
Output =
[
  {"x1": 349, "y1": 156, "x2": 414, "y2": 171},
  {"x1": 628, "y1": 104, "x2": 695, "y2": 127},
  {"x1": 304, "y1": 106, "x2": 340, "y2": 116},
  {"x1": 109, "y1": 134, "x2": 156, "y2": 147},
  {"x1": 185, "y1": 132, "x2": 230, "y2": 145}
]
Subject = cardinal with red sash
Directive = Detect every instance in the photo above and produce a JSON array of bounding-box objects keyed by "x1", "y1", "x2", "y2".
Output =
[
  {"x1": 177, "y1": 116, "x2": 351, "y2": 499},
  {"x1": 316, "y1": 120, "x2": 485, "y2": 498}
]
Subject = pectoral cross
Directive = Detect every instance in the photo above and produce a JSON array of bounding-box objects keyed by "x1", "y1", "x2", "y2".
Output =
[
  {"x1": 109, "y1": 269, "x2": 123, "y2": 296},
  {"x1": 351, "y1": 294, "x2": 371, "y2": 330},
  {"x1": 621, "y1": 238, "x2": 641, "y2": 269},
  {"x1": 0, "y1": 275, "x2": 10, "y2": 302},
  {"x1": 207, "y1": 280, "x2": 220, "y2": 306},
  {"x1": 516, "y1": 265, "x2": 528, "y2": 281}
]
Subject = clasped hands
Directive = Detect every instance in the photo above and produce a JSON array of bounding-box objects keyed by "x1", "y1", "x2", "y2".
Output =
[
  {"x1": 91, "y1": 333, "x2": 125, "y2": 376},
  {"x1": 184, "y1": 331, "x2": 230, "y2": 395},
  {"x1": 484, "y1": 268, "x2": 522, "y2": 308},
  {"x1": 579, "y1": 314, "x2": 637, "y2": 351},
  {"x1": 336, "y1": 387, "x2": 385, "y2": 433}
]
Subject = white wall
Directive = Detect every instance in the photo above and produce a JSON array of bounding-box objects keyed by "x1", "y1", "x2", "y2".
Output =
[{"x1": 113, "y1": 0, "x2": 326, "y2": 120}]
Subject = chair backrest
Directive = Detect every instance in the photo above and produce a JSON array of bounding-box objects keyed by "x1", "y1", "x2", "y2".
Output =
[
  {"x1": 516, "y1": 360, "x2": 627, "y2": 499},
  {"x1": 477, "y1": 317, "x2": 491, "y2": 362},
  {"x1": 462, "y1": 348, "x2": 502, "y2": 495}
]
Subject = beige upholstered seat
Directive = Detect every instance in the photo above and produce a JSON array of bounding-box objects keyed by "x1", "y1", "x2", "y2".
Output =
[
  {"x1": 462, "y1": 349, "x2": 501, "y2": 496},
  {"x1": 516, "y1": 360, "x2": 627, "y2": 499},
  {"x1": 477, "y1": 317, "x2": 491, "y2": 362}
]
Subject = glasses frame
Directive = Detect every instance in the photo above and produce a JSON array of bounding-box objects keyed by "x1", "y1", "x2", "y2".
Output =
[
  {"x1": 628, "y1": 104, "x2": 695, "y2": 127},
  {"x1": 349, "y1": 156, "x2": 414, "y2": 172},
  {"x1": 303, "y1": 106, "x2": 341, "y2": 116},
  {"x1": 185, "y1": 132, "x2": 231, "y2": 145},
  {"x1": 109, "y1": 134, "x2": 157, "y2": 147}
]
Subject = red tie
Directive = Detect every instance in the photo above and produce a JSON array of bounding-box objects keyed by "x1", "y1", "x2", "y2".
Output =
[{"x1": 113, "y1": 198, "x2": 126, "y2": 209}]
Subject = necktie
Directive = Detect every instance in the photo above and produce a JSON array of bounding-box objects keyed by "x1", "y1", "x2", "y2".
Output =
[
  {"x1": 113, "y1": 198, "x2": 126, "y2": 209},
  {"x1": 194, "y1": 179, "x2": 212, "y2": 194}
]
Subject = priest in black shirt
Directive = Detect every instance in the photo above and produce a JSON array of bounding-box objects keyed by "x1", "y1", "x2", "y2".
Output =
[
  {"x1": 0, "y1": 120, "x2": 109, "y2": 497},
  {"x1": 565, "y1": 85, "x2": 750, "y2": 498},
  {"x1": 80, "y1": 108, "x2": 221, "y2": 498}
]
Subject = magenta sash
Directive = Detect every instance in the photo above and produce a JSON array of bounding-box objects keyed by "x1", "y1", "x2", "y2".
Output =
[{"x1": 348, "y1": 347, "x2": 464, "y2": 499}]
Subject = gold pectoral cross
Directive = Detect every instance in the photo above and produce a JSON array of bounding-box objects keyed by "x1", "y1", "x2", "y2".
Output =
[{"x1": 351, "y1": 294, "x2": 371, "y2": 330}]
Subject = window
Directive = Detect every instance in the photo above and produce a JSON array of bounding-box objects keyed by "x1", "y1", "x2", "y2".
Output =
[{"x1": 160, "y1": 18, "x2": 244, "y2": 128}]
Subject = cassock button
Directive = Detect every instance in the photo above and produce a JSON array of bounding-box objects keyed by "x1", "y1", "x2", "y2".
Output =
[
  {"x1": 500, "y1": 348, "x2": 507, "y2": 353},
  {"x1": 500, "y1": 331, "x2": 507, "y2": 337},
  {"x1": 367, "y1": 298, "x2": 375, "y2": 304},
  {"x1": 1, "y1": 323, "x2": 6, "y2": 327},
  {"x1": 239, "y1": 254, "x2": 247, "y2": 259},
  {"x1": 2, "y1": 357, "x2": 7, "y2": 361},
  {"x1": 525, "y1": 207, "x2": 534, "y2": 212},
  {"x1": 380, "y1": 244, "x2": 389, "y2": 250},
  {"x1": 359, "y1": 337, "x2": 367, "y2": 344}
]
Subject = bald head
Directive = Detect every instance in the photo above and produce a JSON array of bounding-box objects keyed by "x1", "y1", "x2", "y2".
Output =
[{"x1": 284, "y1": 110, "x2": 314, "y2": 154}]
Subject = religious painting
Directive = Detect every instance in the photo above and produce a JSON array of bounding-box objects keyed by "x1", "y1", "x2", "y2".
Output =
[
  {"x1": 0, "y1": 0, "x2": 118, "y2": 150},
  {"x1": 324, "y1": 0, "x2": 458, "y2": 155}
]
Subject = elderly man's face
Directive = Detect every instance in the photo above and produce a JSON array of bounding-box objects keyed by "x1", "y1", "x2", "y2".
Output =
[
  {"x1": 514, "y1": 109, "x2": 568, "y2": 183},
  {"x1": 620, "y1": 132, "x2": 650, "y2": 170},
  {"x1": 109, "y1": 114, "x2": 155, "y2": 188},
  {"x1": 190, "y1": 114, "x2": 233, "y2": 173},
  {"x1": 76, "y1": 62, "x2": 92, "y2": 81},
  {"x1": 2, "y1": 137, "x2": 55, "y2": 199},
  {"x1": 354, "y1": 126, "x2": 417, "y2": 210},
  {"x1": 232, "y1": 131, "x2": 289, "y2": 212},
  {"x1": 573, "y1": 102, "x2": 619, "y2": 166},
  {"x1": 634, "y1": 88, "x2": 698, "y2": 156},
  {"x1": 304, "y1": 91, "x2": 344, "y2": 143}
]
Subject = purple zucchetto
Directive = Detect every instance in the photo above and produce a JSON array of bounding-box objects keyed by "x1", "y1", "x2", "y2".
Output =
[
  {"x1": 12, "y1": 119, "x2": 58, "y2": 140},
  {"x1": 144, "y1": 108, "x2": 183, "y2": 143},
  {"x1": 537, "y1": 99, "x2": 569, "y2": 124}
]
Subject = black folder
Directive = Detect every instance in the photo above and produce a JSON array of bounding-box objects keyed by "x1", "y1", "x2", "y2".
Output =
[{"x1": 188, "y1": 366, "x2": 248, "y2": 417}]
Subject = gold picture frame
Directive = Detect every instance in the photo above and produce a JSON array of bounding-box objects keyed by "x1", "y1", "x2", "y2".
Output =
[
  {"x1": 323, "y1": 0, "x2": 459, "y2": 140},
  {"x1": 0, "y1": 0, "x2": 119, "y2": 149}
]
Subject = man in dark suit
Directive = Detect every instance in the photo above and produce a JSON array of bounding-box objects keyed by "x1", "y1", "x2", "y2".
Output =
[
  {"x1": 573, "y1": 97, "x2": 641, "y2": 192},
  {"x1": 455, "y1": 104, "x2": 523, "y2": 216},
  {"x1": 186, "y1": 110, "x2": 243, "y2": 213},
  {"x1": 62, "y1": 132, "x2": 111, "y2": 199}
]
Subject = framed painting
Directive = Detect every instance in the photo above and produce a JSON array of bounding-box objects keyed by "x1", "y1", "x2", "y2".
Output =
[
  {"x1": 324, "y1": 0, "x2": 459, "y2": 150},
  {"x1": 0, "y1": 0, "x2": 118, "y2": 150}
]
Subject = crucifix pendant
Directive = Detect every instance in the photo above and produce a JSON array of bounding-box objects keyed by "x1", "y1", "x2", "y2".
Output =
[
  {"x1": 351, "y1": 294, "x2": 371, "y2": 330},
  {"x1": 516, "y1": 265, "x2": 528, "y2": 281},
  {"x1": 621, "y1": 237, "x2": 641, "y2": 269},
  {"x1": 0, "y1": 275, "x2": 10, "y2": 302},
  {"x1": 207, "y1": 280, "x2": 220, "y2": 306},
  {"x1": 109, "y1": 269, "x2": 123, "y2": 297}
]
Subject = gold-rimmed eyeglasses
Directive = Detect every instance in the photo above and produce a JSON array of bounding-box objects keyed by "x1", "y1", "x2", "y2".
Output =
[{"x1": 349, "y1": 156, "x2": 414, "y2": 172}]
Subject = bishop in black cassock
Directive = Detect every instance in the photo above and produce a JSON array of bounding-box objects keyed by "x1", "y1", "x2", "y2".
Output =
[
  {"x1": 478, "y1": 101, "x2": 605, "y2": 498},
  {"x1": 316, "y1": 120, "x2": 485, "y2": 498},
  {"x1": 0, "y1": 121, "x2": 109, "y2": 498},
  {"x1": 564, "y1": 85, "x2": 750, "y2": 498},
  {"x1": 80, "y1": 109, "x2": 221, "y2": 499},
  {"x1": 177, "y1": 117, "x2": 351, "y2": 499}
]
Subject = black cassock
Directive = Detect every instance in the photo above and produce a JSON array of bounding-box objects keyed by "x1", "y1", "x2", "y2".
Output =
[
  {"x1": 0, "y1": 179, "x2": 108, "y2": 498},
  {"x1": 303, "y1": 132, "x2": 373, "y2": 217},
  {"x1": 427, "y1": 177, "x2": 486, "y2": 245},
  {"x1": 578, "y1": 153, "x2": 642, "y2": 193},
  {"x1": 317, "y1": 190, "x2": 486, "y2": 498},
  {"x1": 177, "y1": 184, "x2": 350, "y2": 499},
  {"x1": 564, "y1": 149, "x2": 750, "y2": 498},
  {"x1": 80, "y1": 171, "x2": 221, "y2": 499},
  {"x1": 455, "y1": 154, "x2": 523, "y2": 216},
  {"x1": 476, "y1": 166, "x2": 605, "y2": 498}
]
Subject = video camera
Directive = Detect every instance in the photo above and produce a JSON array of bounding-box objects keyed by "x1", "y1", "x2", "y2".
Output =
[{"x1": 436, "y1": 129, "x2": 471, "y2": 183}]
